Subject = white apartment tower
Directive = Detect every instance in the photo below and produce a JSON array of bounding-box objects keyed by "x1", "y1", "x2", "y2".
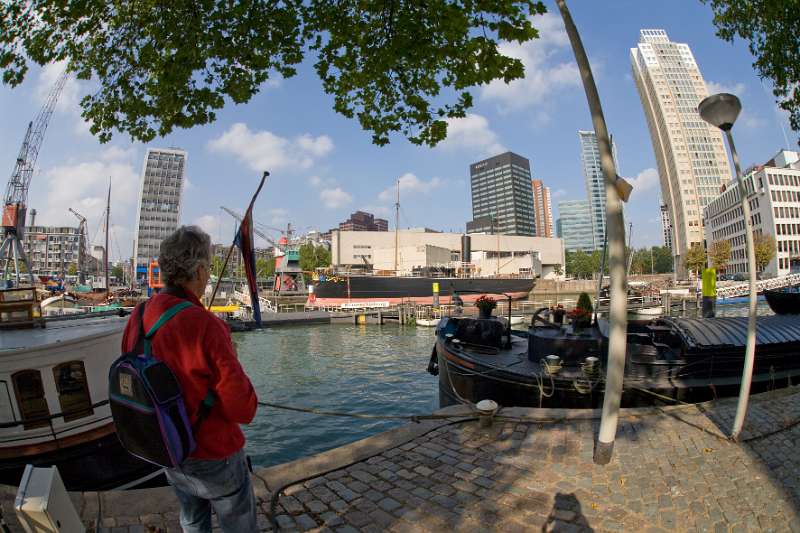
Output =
[
  {"x1": 631, "y1": 29, "x2": 732, "y2": 277},
  {"x1": 133, "y1": 147, "x2": 187, "y2": 281},
  {"x1": 578, "y1": 130, "x2": 618, "y2": 250},
  {"x1": 704, "y1": 150, "x2": 800, "y2": 277}
]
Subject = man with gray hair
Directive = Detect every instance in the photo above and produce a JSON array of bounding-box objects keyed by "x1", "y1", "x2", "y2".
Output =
[{"x1": 121, "y1": 225, "x2": 258, "y2": 532}]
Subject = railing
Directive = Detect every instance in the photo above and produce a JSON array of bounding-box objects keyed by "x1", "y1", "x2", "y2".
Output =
[{"x1": 717, "y1": 273, "x2": 800, "y2": 299}]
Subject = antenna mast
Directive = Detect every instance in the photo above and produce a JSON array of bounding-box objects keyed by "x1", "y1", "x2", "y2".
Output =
[{"x1": 394, "y1": 180, "x2": 399, "y2": 272}]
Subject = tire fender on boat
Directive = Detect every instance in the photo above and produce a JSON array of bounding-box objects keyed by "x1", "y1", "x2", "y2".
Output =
[{"x1": 427, "y1": 346, "x2": 439, "y2": 376}]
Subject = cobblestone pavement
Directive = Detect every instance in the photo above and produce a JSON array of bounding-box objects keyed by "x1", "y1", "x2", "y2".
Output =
[{"x1": 2, "y1": 387, "x2": 799, "y2": 532}]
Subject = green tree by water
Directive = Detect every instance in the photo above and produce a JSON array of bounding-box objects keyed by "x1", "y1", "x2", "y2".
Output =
[
  {"x1": 0, "y1": 1, "x2": 546, "y2": 146},
  {"x1": 210, "y1": 256, "x2": 225, "y2": 278},
  {"x1": 256, "y1": 257, "x2": 275, "y2": 279},
  {"x1": 754, "y1": 233, "x2": 777, "y2": 272},
  {"x1": 686, "y1": 244, "x2": 707, "y2": 278},
  {"x1": 299, "y1": 244, "x2": 331, "y2": 274},
  {"x1": 703, "y1": 0, "x2": 800, "y2": 146},
  {"x1": 708, "y1": 240, "x2": 732, "y2": 271}
]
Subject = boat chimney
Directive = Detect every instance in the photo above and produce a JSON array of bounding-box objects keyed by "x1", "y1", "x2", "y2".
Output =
[
  {"x1": 460, "y1": 234, "x2": 471, "y2": 263},
  {"x1": 29, "y1": 209, "x2": 36, "y2": 227}
]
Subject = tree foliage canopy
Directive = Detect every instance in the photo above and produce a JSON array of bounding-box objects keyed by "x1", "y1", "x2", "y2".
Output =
[
  {"x1": 0, "y1": 0, "x2": 545, "y2": 145},
  {"x1": 298, "y1": 243, "x2": 331, "y2": 274},
  {"x1": 703, "y1": 0, "x2": 800, "y2": 145},
  {"x1": 685, "y1": 244, "x2": 707, "y2": 276},
  {"x1": 708, "y1": 240, "x2": 732, "y2": 270},
  {"x1": 753, "y1": 233, "x2": 776, "y2": 272}
]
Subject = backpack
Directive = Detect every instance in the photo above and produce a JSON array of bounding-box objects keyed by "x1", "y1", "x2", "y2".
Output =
[{"x1": 109, "y1": 301, "x2": 214, "y2": 468}]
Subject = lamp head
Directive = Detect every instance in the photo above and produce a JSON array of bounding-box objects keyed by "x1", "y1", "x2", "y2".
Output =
[{"x1": 698, "y1": 93, "x2": 741, "y2": 131}]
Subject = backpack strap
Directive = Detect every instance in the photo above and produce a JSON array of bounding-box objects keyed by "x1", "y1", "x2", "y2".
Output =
[
  {"x1": 140, "y1": 299, "x2": 217, "y2": 428},
  {"x1": 143, "y1": 301, "x2": 194, "y2": 357}
]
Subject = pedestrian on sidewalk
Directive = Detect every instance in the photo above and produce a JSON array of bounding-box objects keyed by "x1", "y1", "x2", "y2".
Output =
[{"x1": 121, "y1": 226, "x2": 259, "y2": 533}]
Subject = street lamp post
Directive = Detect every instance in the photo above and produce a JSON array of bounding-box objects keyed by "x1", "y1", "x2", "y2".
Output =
[{"x1": 698, "y1": 93, "x2": 758, "y2": 441}]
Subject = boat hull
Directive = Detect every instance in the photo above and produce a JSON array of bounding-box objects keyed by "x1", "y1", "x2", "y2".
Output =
[
  {"x1": 764, "y1": 286, "x2": 800, "y2": 315},
  {"x1": 433, "y1": 315, "x2": 800, "y2": 409},
  {"x1": 309, "y1": 276, "x2": 534, "y2": 306},
  {"x1": 0, "y1": 423, "x2": 162, "y2": 490}
]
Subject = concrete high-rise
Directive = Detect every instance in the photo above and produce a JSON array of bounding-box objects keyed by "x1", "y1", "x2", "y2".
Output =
[
  {"x1": 133, "y1": 147, "x2": 187, "y2": 282},
  {"x1": 631, "y1": 29, "x2": 732, "y2": 276},
  {"x1": 469, "y1": 152, "x2": 536, "y2": 236},
  {"x1": 578, "y1": 130, "x2": 618, "y2": 250},
  {"x1": 557, "y1": 200, "x2": 594, "y2": 252},
  {"x1": 531, "y1": 179, "x2": 554, "y2": 238}
]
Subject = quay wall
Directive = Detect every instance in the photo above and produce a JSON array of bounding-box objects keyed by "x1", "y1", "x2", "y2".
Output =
[{"x1": 2, "y1": 385, "x2": 799, "y2": 531}]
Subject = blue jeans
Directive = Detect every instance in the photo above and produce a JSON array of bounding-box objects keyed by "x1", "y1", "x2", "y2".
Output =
[{"x1": 165, "y1": 449, "x2": 258, "y2": 533}]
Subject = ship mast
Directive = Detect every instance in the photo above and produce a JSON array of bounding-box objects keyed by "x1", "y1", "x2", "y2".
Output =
[{"x1": 394, "y1": 179, "x2": 399, "y2": 272}]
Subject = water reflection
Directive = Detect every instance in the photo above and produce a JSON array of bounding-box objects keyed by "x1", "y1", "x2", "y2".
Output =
[{"x1": 236, "y1": 324, "x2": 437, "y2": 468}]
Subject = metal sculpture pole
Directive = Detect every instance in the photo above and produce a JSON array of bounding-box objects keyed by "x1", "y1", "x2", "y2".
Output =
[{"x1": 555, "y1": 0, "x2": 629, "y2": 464}]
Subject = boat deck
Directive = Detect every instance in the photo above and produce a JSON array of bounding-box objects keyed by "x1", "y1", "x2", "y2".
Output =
[{"x1": 0, "y1": 315, "x2": 127, "y2": 352}]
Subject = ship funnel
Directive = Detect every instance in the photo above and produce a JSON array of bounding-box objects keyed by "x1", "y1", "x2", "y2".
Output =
[{"x1": 460, "y1": 234, "x2": 471, "y2": 263}]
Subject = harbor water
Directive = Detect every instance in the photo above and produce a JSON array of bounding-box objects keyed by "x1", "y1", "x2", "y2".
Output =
[
  {"x1": 235, "y1": 299, "x2": 773, "y2": 469},
  {"x1": 236, "y1": 324, "x2": 438, "y2": 469}
]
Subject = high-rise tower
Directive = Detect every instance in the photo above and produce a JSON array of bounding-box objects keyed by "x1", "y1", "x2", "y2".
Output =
[
  {"x1": 631, "y1": 29, "x2": 732, "y2": 276},
  {"x1": 531, "y1": 179, "x2": 554, "y2": 238},
  {"x1": 468, "y1": 152, "x2": 536, "y2": 236},
  {"x1": 578, "y1": 130, "x2": 618, "y2": 250},
  {"x1": 133, "y1": 147, "x2": 187, "y2": 282}
]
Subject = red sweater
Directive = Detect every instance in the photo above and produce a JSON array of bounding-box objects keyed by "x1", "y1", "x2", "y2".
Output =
[{"x1": 121, "y1": 291, "x2": 257, "y2": 460}]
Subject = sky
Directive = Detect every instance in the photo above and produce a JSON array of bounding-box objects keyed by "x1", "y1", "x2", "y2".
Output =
[{"x1": 0, "y1": 1, "x2": 794, "y2": 261}]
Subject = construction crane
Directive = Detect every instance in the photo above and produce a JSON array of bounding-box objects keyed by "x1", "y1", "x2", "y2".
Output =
[
  {"x1": 220, "y1": 206, "x2": 280, "y2": 248},
  {"x1": 1, "y1": 70, "x2": 69, "y2": 285},
  {"x1": 68, "y1": 208, "x2": 89, "y2": 284}
]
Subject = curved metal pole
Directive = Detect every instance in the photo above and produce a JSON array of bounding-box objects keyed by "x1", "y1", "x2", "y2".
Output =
[
  {"x1": 555, "y1": 0, "x2": 629, "y2": 464},
  {"x1": 725, "y1": 130, "x2": 758, "y2": 441}
]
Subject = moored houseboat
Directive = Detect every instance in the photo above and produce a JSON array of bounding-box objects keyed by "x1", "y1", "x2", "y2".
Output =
[
  {"x1": 430, "y1": 312, "x2": 800, "y2": 409},
  {"x1": 0, "y1": 289, "x2": 161, "y2": 490}
]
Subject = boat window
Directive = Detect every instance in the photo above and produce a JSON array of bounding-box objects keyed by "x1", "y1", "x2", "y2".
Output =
[
  {"x1": 0, "y1": 381, "x2": 14, "y2": 424},
  {"x1": 52, "y1": 361, "x2": 93, "y2": 422},
  {"x1": 12, "y1": 370, "x2": 50, "y2": 430}
]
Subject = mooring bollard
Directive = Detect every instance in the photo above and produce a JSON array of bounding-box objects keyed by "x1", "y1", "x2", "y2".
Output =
[{"x1": 476, "y1": 399, "x2": 499, "y2": 428}]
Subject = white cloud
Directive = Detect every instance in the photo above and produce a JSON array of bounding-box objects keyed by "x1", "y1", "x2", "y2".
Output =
[
  {"x1": 207, "y1": 123, "x2": 334, "y2": 172},
  {"x1": 34, "y1": 147, "x2": 140, "y2": 260},
  {"x1": 437, "y1": 114, "x2": 505, "y2": 156},
  {"x1": 267, "y1": 208, "x2": 289, "y2": 225},
  {"x1": 552, "y1": 188, "x2": 567, "y2": 199},
  {"x1": 378, "y1": 173, "x2": 443, "y2": 202},
  {"x1": 705, "y1": 80, "x2": 746, "y2": 97},
  {"x1": 480, "y1": 12, "x2": 580, "y2": 111},
  {"x1": 193, "y1": 214, "x2": 222, "y2": 241},
  {"x1": 308, "y1": 176, "x2": 323, "y2": 186},
  {"x1": 739, "y1": 109, "x2": 767, "y2": 130},
  {"x1": 320, "y1": 187, "x2": 353, "y2": 209},
  {"x1": 628, "y1": 168, "x2": 659, "y2": 197}
]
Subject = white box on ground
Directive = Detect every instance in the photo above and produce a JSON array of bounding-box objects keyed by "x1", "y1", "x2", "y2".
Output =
[{"x1": 14, "y1": 465, "x2": 85, "y2": 533}]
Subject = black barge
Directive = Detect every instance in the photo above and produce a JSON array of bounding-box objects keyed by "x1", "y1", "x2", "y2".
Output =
[{"x1": 430, "y1": 314, "x2": 800, "y2": 408}]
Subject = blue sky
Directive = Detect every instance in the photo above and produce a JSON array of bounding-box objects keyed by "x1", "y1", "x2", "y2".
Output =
[{"x1": 0, "y1": 1, "x2": 793, "y2": 261}]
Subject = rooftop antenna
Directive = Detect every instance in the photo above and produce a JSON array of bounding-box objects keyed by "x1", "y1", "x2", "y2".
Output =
[{"x1": 394, "y1": 179, "x2": 400, "y2": 272}]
